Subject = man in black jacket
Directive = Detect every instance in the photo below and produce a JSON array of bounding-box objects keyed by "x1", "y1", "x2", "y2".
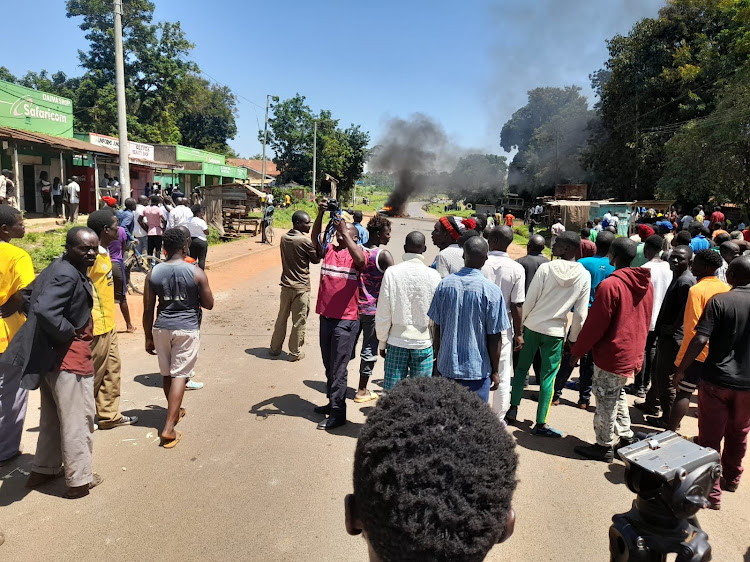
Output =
[{"x1": 1, "y1": 227, "x2": 101, "y2": 498}]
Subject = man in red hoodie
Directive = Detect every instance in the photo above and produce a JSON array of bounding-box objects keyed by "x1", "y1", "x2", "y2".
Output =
[{"x1": 570, "y1": 238, "x2": 654, "y2": 462}]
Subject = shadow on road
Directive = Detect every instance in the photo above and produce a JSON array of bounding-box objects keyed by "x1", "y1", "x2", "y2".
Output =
[
  {"x1": 244, "y1": 347, "x2": 283, "y2": 360},
  {"x1": 0, "y1": 453, "x2": 35, "y2": 506},
  {"x1": 302, "y1": 379, "x2": 359, "y2": 400},
  {"x1": 744, "y1": 546, "x2": 750, "y2": 562},
  {"x1": 133, "y1": 373, "x2": 164, "y2": 388},
  {"x1": 604, "y1": 463, "x2": 626, "y2": 486},
  {"x1": 250, "y1": 394, "x2": 324, "y2": 423},
  {"x1": 249, "y1": 394, "x2": 364, "y2": 438},
  {"x1": 510, "y1": 421, "x2": 592, "y2": 460},
  {"x1": 120, "y1": 405, "x2": 167, "y2": 433}
]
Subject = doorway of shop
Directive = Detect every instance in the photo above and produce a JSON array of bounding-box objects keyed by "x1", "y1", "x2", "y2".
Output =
[{"x1": 22, "y1": 165, "x2": 36, "y2": 213}]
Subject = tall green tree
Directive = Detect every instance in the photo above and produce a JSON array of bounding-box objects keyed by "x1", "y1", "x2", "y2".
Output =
[
  {"x1": 586, "y1": 0, "x2": 728, "y2": 200},
  {"x1": 177, "y1": 74, "x2": 238, "y2": 156},
  {"x1": 657, "y1": 68, "x2": 750, "y2": 208},
  {"x1": 263, "y1": 94, "x2": 315, "y2": 184},
  {"x1": 501, "y1": 86, "x2": 592, "y2": 195},
  {"x1": 263, "y1": 94, "x2": 370, "y2": 198},
  {"x1": 62, "y1": 0, "x2": 236, "y2": 149},
  {"x1": 447, "y1": 154, "x2": 508, "y2": 204}
]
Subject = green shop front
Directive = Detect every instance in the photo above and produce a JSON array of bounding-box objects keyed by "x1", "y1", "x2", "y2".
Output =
[
  {"x1": 152, "y1": 144, "x2": 246, "y2": 190},
  {"x1": 0, "y1": 79, "x2": 122, "y2": 213}
]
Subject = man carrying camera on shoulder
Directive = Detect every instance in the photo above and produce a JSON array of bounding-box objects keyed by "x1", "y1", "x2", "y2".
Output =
[{"x1": 310, "y1": 198, "x2": 367, "y2": 431}]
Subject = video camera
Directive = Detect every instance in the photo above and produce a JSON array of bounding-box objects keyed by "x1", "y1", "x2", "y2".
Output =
[
  {"x1": 327, "y1": 198, "x2": 341, "y2": 218},
  {"x1": 610, "y1": 431, "x2": 721, "y2": 561}
]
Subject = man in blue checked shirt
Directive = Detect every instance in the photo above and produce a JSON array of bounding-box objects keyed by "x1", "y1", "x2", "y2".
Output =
[{"x1": 428, "y1": 236, "x2": 509, "y2": 402}]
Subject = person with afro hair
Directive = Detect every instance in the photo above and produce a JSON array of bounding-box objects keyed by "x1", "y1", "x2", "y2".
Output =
[
  {"x1": 670, "y1": 248, "x2": 729, "y2": 433},
  {"x1": 346, "y1": 377, "x2": 517, "y2": 562},
  {"x1": 350, "y1": 214, "x2": 394, "y2": 403},
  {"x1": 143, "y1": 228, "x2": 214, "y2": 448}
]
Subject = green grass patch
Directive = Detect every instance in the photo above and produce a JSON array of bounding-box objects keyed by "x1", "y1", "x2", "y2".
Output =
[
  {"x1": 248, "y1": 201, "x2": 319, "y2": 230},
  {"x1": 12, "y1": 224, "x2": 75, "y2": 273},
  {"x1": 423, "y1": 203, "x2": 474, "y2": 218}
]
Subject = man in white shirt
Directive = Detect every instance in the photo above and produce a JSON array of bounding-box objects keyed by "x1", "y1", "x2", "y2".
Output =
[
  {"x1": 66, "y1": 176, "x2": 81, "y2": 223},
  {"x1": 550, "y1": 218, "x2": 565, "y2": 247},
  {"x1": 166, "y1": 197, "x2": 193, "y2": 229},
  {"x1": 375, "y1": 231, "x2": 441, "y2": 391},
  {"x1": 133, "y1": 195, "x2": 149, "y2": 253},
  {"x1": 0, "y1": 170, "x2": 7, "y2": 204},
  {"x1": 481, "y1": 226, "x2": 526, "y2": 421},
  {"x1": 634, "y1": 235, "x2": 673, "y2": 398},
  {"x1": 432, "y1": 216, "x2": 478, "y2": 278}
]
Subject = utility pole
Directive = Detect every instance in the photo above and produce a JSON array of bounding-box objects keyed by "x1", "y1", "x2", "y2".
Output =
[
  {"x1": 261, "y1": 95, "x2": 278, "y2": 196},
  {"x1": 113, "y1": 0, "x2": 130, "y2": 201},
  {"x1": 312, "y1": 120, "x2": 317, "y2": 198}
]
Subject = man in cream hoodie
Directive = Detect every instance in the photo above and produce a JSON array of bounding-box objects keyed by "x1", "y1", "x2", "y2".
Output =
[
  {"x1": 506, "y1": 232, "x2": 590, "y2": 436},
  {"x1": 375, "y1": 232, "x2": 442, "y2": 390}
]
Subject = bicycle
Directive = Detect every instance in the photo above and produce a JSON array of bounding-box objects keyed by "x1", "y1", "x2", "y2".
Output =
[
  {"x1": 124, "y1": 240, "x2": 162, "y2": 295},
  {"x1": 263, "y1": 216, "x2": 274, "y2": 245}
]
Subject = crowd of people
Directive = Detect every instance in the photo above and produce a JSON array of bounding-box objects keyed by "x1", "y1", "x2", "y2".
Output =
[
  {"x1": 2, "y1": 194, "x2": 749, "y2": 559},
  {"x1": 269, "y1": 198, "x2": 749, "y2": 537},
  {"x1": 0, "y1": 203, "x2": 213, "y2": 498}
]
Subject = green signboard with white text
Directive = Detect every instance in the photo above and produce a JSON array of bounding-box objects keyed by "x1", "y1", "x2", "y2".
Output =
[
  {"x1": 0, "y1": 79, "x2": 73, "y2": 137},
  {"x1": 175, "y1": 145, "x2": 225, "y2": 165},
  {"x1": 178, "y1": 162, "x2": 247, "y2": 179}
]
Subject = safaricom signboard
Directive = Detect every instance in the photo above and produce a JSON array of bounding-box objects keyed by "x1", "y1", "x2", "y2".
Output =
[{"x1": 0, "y1": 79, "x2": 73, "y2": 137}]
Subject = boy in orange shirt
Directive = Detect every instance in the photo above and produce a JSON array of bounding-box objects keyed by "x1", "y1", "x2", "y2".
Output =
[{"x1": 670, "y1": 250, "x2": 730, "y2": 431}]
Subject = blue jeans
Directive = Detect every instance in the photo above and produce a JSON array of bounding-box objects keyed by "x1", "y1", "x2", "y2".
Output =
[
  {"x1": 351, "y1": 314, "x2": 378, "y2": 377},
  {"x1": 452, "y1": 377, "x2": 491, "y2": 403}
]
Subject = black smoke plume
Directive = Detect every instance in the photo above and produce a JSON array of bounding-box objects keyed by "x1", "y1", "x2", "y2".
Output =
[{"x1": 370, "y1": 114, "x2": 460, "y2": 215}]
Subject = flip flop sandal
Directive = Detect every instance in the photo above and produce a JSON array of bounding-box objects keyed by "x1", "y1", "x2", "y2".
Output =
[
  {"x1": 161, "y1": 430, "x2": 183, "y2": 449},
  {"x1": 177, "y1": 408, "x2": 187, "y2": 424},
  {"x1": 354, "y1": 391, "x2": 379, "y2": 403}
]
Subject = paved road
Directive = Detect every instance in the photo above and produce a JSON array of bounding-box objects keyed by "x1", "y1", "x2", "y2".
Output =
[
  {"x1": 1, "y1": 215, "x2": 748, "y2": 561},
  {"x1": 406, "y1": 201, "x2": 431, "y2": 218}
]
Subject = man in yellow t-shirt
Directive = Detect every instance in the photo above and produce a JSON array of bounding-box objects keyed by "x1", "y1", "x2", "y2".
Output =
[
  {"x1": 671, "y1": 249, "x2": 730, "y2": 431},
  {"x1": 0, "y1": 205, "x2": 35, "y2": 463},
  {"x1": 87, "y1": 210, "x2": 138, "y2": 430}
]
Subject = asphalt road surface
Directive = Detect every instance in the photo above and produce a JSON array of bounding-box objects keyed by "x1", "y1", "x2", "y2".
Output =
[{"x1": 1, "y1": 214, "x2": 749, "y2": 561}]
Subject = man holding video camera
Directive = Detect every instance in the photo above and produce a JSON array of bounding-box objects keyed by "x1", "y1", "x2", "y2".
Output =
[{"x1": 311, "y1": 198, "x2": 367, "y2": 431}]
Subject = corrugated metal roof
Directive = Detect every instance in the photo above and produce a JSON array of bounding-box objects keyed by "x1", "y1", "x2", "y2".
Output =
[
  {"x1": 0, "y1": 126, "x2": 181, "y2": 169},
  {"x1": 0, "y1": 126, "x2": 118, "y2": 155}
]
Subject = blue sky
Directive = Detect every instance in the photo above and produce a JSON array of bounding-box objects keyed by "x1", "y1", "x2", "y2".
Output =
[{"x1": 5, "y1": 0, "x2": 664, "y2": 158}]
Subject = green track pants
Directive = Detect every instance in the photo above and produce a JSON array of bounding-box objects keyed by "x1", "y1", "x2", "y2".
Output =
[{"x1": 510, "y1": 327, "x2": 563, "y2": 425}]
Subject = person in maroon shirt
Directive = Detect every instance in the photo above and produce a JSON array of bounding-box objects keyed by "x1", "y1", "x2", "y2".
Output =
[{"x1": 576, "y1": 227, "x2": 597, "y2": 260}]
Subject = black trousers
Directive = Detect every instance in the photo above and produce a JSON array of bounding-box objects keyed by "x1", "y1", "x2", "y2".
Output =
[
  {"x1": 553, "y1": 351, "x2": 594, "y2": 404},
  {"x1": 190, "y1": 237, "x2": 208, "y2": 269},
  {"x1": 147, "y1": 235, "x2": 163, "y2": 257},
  {"x1": 319, "y1": 316, "x2": 360, "y2": 418},
  {"x1": 53, "y1": 194, "x2": 63, "y2": 216},
  {"x1": 634, "y1": 331, "x2": 658, "y2": 391},
  {"x1": 645, "y1": 334, "x2": 679, "y2": 417}
]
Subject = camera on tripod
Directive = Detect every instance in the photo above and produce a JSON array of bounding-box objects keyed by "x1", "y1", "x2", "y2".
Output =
[{"x1": 611, "y1": 431, "x2": 721, "y2": 561}]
